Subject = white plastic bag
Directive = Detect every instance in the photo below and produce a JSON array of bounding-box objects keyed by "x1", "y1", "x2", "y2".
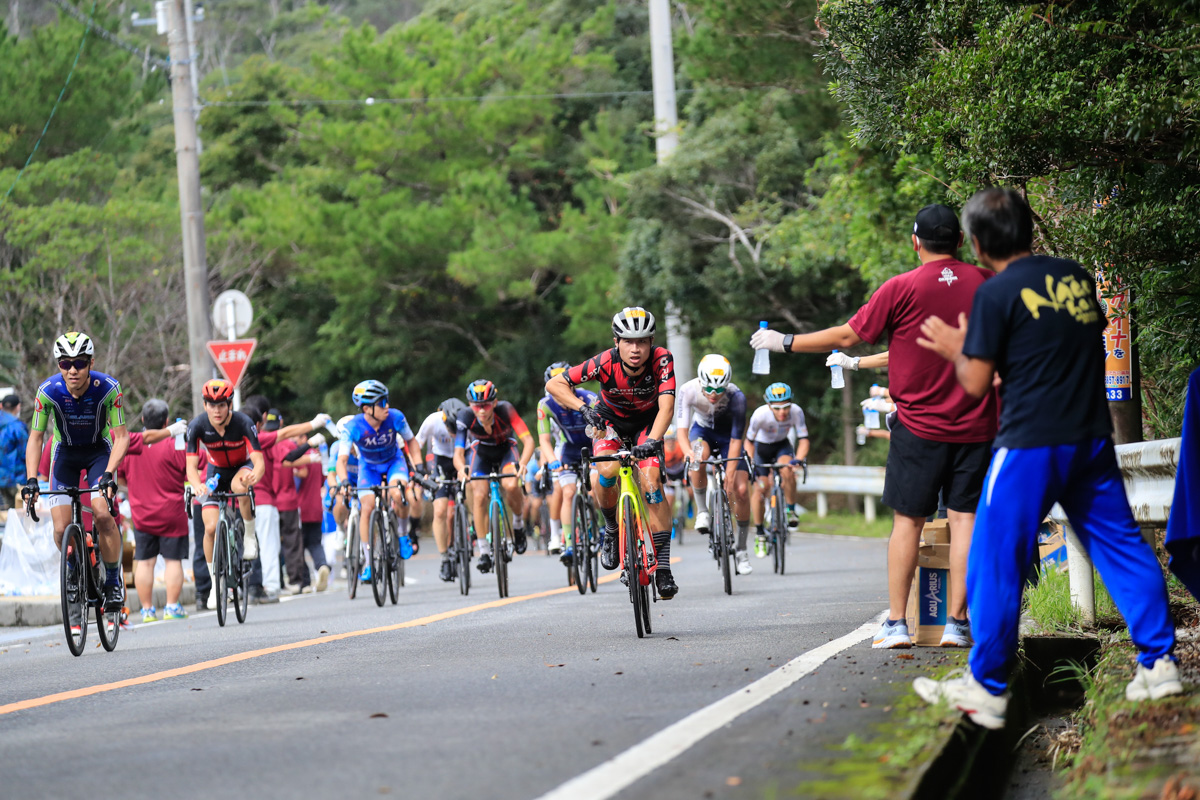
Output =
[{"x1": 0, "y1": 508, "x2": 60, "y2": 596}]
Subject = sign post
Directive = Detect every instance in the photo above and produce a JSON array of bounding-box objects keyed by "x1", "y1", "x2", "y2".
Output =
[
  {"x1": 211, "y1": 290, "x2": 253, "y2": 410},
  {"x1": 205, "y1": 340, "x2": 257, "y2": 389}
]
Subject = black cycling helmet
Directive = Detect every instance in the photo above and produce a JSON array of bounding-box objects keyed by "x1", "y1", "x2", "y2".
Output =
[{"x1": 438, "y1": 397, "x2": 467, "y2": 431}]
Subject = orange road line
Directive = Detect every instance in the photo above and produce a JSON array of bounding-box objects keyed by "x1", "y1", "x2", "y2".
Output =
[{"x1": 0, "y1": 556, "x2": 679, "y2": 717}]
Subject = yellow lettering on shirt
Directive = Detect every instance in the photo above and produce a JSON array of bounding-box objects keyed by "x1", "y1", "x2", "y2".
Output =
[{"x1": 1021, "y1": 274, "x2": 1102, "y2": 325}]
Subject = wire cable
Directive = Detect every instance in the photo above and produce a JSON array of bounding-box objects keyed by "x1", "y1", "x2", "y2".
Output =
[
  {"x1": 204, "y1": 88, "x2": 701, "y2": 108},
  {"x1": 46, "y1": 0, "x2": 171, "y2": 70},
  {"x1": 1, "y1": 0, "x2": 98, "y2": 207}
]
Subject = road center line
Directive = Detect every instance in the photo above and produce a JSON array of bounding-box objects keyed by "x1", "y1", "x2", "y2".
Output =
[
  {"x1": 532, "y1": 610, "x2": 887, "y2": 800},
  {"x1": 0, "y1": 558, "x2": 682, "y2": 717}
]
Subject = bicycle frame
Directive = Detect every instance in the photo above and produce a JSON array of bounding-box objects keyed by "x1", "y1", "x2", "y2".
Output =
[{"x1": 467, "y1": 471, "x2": 519, "y2": 598}]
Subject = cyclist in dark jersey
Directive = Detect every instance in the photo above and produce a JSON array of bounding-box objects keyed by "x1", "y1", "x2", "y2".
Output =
[
  {"x1": 23, "y1": 332, "x2": 130, "y2": 612},
  {"x1": 185, "y1": 379, "x2": 266, "y2": 578},
  {"x1": 545, "y1": 307, "x2": 679, "y2": 599},
  {"x1": 452, "y1": 379, "x2": 535, "y2": 574}
]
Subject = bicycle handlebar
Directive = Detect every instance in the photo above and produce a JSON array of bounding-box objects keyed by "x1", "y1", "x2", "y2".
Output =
[
  {"x1": 760, "y1": 459, "x2": 809, "y2": 484},
  {"x1": 26, "y1": 485, "x2": 117, "y2": 523}
]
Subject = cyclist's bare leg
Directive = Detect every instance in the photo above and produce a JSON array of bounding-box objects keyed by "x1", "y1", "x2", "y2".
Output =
[
  {"x1": 50, "y1": 504, "x2": 72, "y2": 549},
  {"x1": 594, "y1": 461, "x2": 619, "y2": 513},
  {"x1": 688, "y1": 439, "x2": 713, "y2": 521},
  {"x1": 201, "y1": 506, "x2": 220, "y2": 563},
  {"x1": 728, "y1": 468, "x2": 752, "y2": 550},
  {"x1": 501, "y1": 465, "x2": 523, "y2": 521},
  {"x1": 358, "y1": 491, "x2": 375, "y2": 547},
  {"x1": 777, "y1": 454, "x2": 796, "y2": 505},
  {"x1": 470, "y1": 480, "x2": 490, "y2": 545},
  {"x1": 432, "y1": 497, "x2": 450, "y2": 553},
  {"x1": 90, "y1": 496, "x2": 122, "y2": 562},
  {"x1": 636, "y1": 465, "x2": 671, "y2": 533},
  {"x1": 559, "y1": 480, "x2": 577, "y2": 546},
  {"x1": 751, "y1": 476, "x2": 767, "y2": 526}
]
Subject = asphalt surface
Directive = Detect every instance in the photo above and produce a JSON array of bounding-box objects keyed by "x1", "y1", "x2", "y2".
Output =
[{"x1": 0, "y1": 531, "x2": 890, "y2": 800}]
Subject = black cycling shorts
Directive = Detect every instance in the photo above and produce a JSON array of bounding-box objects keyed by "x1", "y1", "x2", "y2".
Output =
[
  {"x1": 752, "y1": 440, "x2": 796, "y2": 478},
  {"x1": 882, "y1": 419, "x2": 992, "y2": 517}
]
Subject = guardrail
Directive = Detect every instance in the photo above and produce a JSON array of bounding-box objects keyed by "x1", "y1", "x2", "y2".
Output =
[
  {"x1": 1051, "y1": 437, "x2": 1181, "y2": 624},
  {"x1": 800, "y1": 465, "x2": 886, "y2": 523}
]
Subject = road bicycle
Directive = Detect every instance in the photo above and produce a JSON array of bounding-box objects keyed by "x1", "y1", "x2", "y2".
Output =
[
  {"x1": 362, "y1": 483, "x2": 410, "y2": 607},
  {"x1": 335, "y1": 491, "x2": 362, "y2": 600},
  {"x1": 691, "y1": 454, "x2": 751, "y2": 596},
  {"x1": 467, "y1": 470, "x2": 521, "y2": 599},
  {"x1": 185, "y1": 485, "x2": 253, "y2": 627},
  {"x1": 29, "y1": 486, "x2": 122, "y2": 656},
  {"x1": 568, "y1": 453, "x2": 600, "y2": 595},
  {"x1": 758, "y1": 459, "x2": 807, "y2": 576},
  {"x1": 588, "y1": 443, "x2": 662, "y2": 638},
  {"x1": 666, "y1": 474, "x2": 689, "y2": 546}
]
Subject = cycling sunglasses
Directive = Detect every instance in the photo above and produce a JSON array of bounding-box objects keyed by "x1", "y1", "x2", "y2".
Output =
[
  {"x1": 769, "y1": 403, "x2": 791, "y2": 410},
  {"x1": 470, "y1": 401, "x2": 495, "y2": 410},
  {"x1": 701, "y1": 386, "x2": 726, "y2": 395},
  {"x1": 58, "y1": 358, "x2": 90, "y2": 371}
]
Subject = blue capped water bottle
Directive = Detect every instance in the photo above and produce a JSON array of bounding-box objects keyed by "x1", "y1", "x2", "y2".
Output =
[
  {"x1": 752, "y1": 321, "x2": 771, "y2": 375},
  {"x1": 206, "y1": 475, "x2": 220, "y2": 494}
]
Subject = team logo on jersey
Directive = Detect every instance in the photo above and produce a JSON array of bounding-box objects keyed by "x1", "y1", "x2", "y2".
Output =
[
  {"x1": 537, "y1": 405, "x2": 546, "y2": 420},
  {"x1": 93, "y1": 379, "x2": 100, "y2": 387},
  {"x1": 114, "y1": 392, "x2": 123, "y2": 409},
  {"x1": 939, "y1": 267, "x2": 958, "y2": 286}
]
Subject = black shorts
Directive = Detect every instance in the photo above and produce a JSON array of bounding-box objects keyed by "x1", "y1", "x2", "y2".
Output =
[
  {"x1": 202, "y1": 461, "x2": 253, "y2": 508},
  {"x1": 752, "y1": 440, "x2": 796, "y2": 478},
  {"x1": 431, "y1": 455, "x2": 457, "y2": 500},
  {"x1": 133, "y1": 529, "x2": 189, "y2": 561},
  {"x1": 882, "y1": 419, "x2": 992, "y2": 517}
]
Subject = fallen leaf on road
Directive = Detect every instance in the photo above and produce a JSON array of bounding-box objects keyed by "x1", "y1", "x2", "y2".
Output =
[
  {"x1": 859, "y1": 700, "x2": 870, "y2": 708},
  {"x1": 667, "y1": 636, "x2": 678, "y2": 640},
  {"x1": 726, "y1": 777, "x2": 742, "y2": 786},
  {"x1": 296, "y1": 677, "x2": 304, "y2": 680},
  {"x1": 491, "y1": 674, "x2": 497, "y2": 679},
  {"x1": 320, "y1": 630, "x2": 327, "y2": 634},
  {"x1": 614, "y1": 671, "x2": 623, "y2": 675},
  {"x1": 190, "y1": 688, "x2": 202, "y2": 692},
  {"x1": 591, "y1": 740, "x2": 603, "y2": 746},
  {"x1": 545, "y1": 663, "x2": 565, "y2": 668},
  {"x1": 895, "y1": 654, "x2": 914, "y2": 660},
  {"x1": 370, "y1": 713, "x2": 388, "y2": 719}
]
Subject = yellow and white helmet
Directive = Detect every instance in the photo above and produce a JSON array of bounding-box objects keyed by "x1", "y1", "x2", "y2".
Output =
[
  {"x1": 611, "y1": 307, "x2": 656, "y2": 339},
  {"x1": 697, "y1": 354, "x2": 731, "y2": 390},
  {"x1": 53, "y1": 331, "x2": 94, "y2": 360}
]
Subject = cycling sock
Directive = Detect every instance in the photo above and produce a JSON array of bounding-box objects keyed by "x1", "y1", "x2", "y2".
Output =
[
  {"x1": 756, "y1": 524, "x2": 765, "y2": 537},
  {"x1": 206, "y1": 562, "x2": 214, "y2": 577},
  {"x1": 600, "y1": 504, "x2": 617, "y2": 531},
  {"x1": 652, "y1": 530, "x2": 671, "y2": 564},
  {"x1": 550, "y1": 518, "x2": 562, "y2": 539},
  {"x1": 737, "y1": 522, "x2": 750, "y2": 551},
  {"x1": 396, "y1": 516, "x2": 409, "y2": 536},
  {"x1": 513, "y1": 515, "x2": 524, "y2": 531},
  {"x1": 244, "y1": 516, "x2": 257, "y2": 543},
  {"x1": 562, "y1": 518, "x2": 572, "y2": 546},
  {"x1": 478, "y1": 537, "x2": 492, "y2": 555},
  {"x1": 410, "y1": 517, "x2": 421, "y2": 534},
  {"x1": 693, "y1": 490, "x2": 709, "y2": 517}
]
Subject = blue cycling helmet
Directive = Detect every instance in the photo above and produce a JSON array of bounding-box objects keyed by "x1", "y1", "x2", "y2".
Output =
[
  {"x1": 764, "y1": 382, "x2": 792, "y2": 405},
  {"x1": 352, "y1": 379, "x2": 389, "y2": 407}
]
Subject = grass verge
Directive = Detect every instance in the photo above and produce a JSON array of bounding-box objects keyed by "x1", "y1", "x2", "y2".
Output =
[
  {"x1": 1022, "y1": 565, "x2": 1121, "y2": 635},
  {"x1": 795, "y1": 510, "x2": 893, "y2": 539}
]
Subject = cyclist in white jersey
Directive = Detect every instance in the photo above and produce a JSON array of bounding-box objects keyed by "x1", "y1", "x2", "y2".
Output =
[
  {"x1": 745, "y1": 382, "x2": 810, "y2": 555},
  {"x1": 417, "y1": 399, "x2": 466, "y2": 582}
]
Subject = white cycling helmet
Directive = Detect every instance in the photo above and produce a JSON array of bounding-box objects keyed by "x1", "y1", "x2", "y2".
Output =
[
  {"x1": 335, "y1": 414, "x2": 356, "y2": 440},
  {"x1": 611, "y1": 307, "x2": 656, "y2": 339},
  {"x1": 697, "y1": 354, "x2": 732, "y2": 390},
  {"x1": 53, "y1": 331, "x2": 94, "y2": 360}
]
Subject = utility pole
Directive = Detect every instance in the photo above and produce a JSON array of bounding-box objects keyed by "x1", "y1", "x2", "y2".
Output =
[
  {"x1": 648, "y1": 0, "x2": 694, "y2": 384},
  {"x1": 182, "y1": 0, "x2": 202, "y2": 152},
  {"x1": 167, "y1": 0, "x2": 212, "y2": 416}
]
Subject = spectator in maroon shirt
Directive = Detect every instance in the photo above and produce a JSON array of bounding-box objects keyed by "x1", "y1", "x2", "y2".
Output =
[
  {"x1": 285, "y1": 432, "x2": 330, "y2": 591},
  {"x1": 116, "y1": 399, "x2": 187, "y2": 622},
  {"x1": 750, "y1": 204, "x2": 997, "y2": 650}
]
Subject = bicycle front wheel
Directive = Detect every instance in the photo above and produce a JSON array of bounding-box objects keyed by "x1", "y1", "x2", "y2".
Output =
[
  {"x1": 346, "y1": 515, "x2": 360, "y2": 600},
  {"x1": 214, "y1": 517, "x2": 229, "y2": 627},
  {"x1": 492, "y1": 503, "x2": 508, "y2": 599},
  {"x1": 773, "y1": 483, "x2": 787, "y2": 575},
  {"x1": 717, "y1": 497, "x2": 733, "y2": 596},
  {"x1": 570, "y1": 496, "x2": 587, "y2": 595},
  {"x1": 454, "y1": 501, "x2": 471, "y2": 596},
  {"x1": 370, "y1": 509, "x2": 387, "y2": 607},
  {"x1": 232, "y1": 517, "x2": 249, "y2": 623},
  {"x1": 388, "y1": 525, "x2": 400, "y2": 605},
  {"x1": 620, "y1": 496, "x2": 645, "y2": 639},
  {"x1": 60, "y1": 524, "x2": 87, "y2": 656},
  {"x1": 586, "y1": 503, "x2": 599, "y2": 593}
]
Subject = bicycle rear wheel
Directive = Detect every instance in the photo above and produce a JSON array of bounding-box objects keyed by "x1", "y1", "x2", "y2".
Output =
[
  {"x1": 370, "y1": 509, "x2": 387, "y2": 607},
  {"x1": 388, "y1": 525, "x2": 400, "y2": 605},
  {"x1": 492, "y1": 503, "x2": 508, "y2": 599},
  {"x1": 571, "y1": 496, "x2": 587, "y2": 595},
  {"x1": 454, "y1": 501, "x2": 471, "y2": 596},
  {"x1": 232, "y1": 517, "x2": 249, "y2": 623},
  {"x1": 60, "y1": 524, "x2": 87, "y2": 656},
  {"x1": 539, "y1": 502, "x2": 551, "y2": 556},
  {"x1": 621, "y1": 496, "x2": 645, "y2": 639},
  {"x1": 214, "y1": 518, "x2": 229, "y2": 627},
  {"x1": 346, "y1": 514, "x2": 360, "y2": 599}
]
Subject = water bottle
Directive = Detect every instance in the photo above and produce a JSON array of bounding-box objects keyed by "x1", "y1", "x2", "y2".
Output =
[
  {"x1": 856, "y1": 426, "x2": 868, "y2": 446},
  {"x1": 174, "y1": 418, "x2": 186, "y2": 450},
  {"x1": 864, "y1": 387, "x2": 881, "y2": 429},
  {"x1": 205, "y1": 475, "x2": 220, "y2": 494},
  {"x1": 752, "y1": 320, "x2": 771, "y2": 375},
  {"x1": 830, "y1": 350, "x2": 845, "y2": 389}
]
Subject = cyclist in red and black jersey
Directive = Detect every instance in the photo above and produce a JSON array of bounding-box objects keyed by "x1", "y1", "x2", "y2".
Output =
[
  {"x1": 186, "y1": 380, "x2": 266, "y2": 578},
  {"x1": 453, "y1": 380, "x2": 535, "y2": 574},
  {"x1": 545, "y1": 307, "x2": 679, "y2": 599}
]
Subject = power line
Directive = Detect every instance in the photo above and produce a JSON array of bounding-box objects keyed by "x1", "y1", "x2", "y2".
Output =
[
  {"x1": 205, "y1": 88, "x2": 702, "y2": 108},
  {"x1": 1, "y1": 0, "x2": 98, "y2": 207},
  {"x1": 46, "y1": 0, "x2": 171, "y2": 70}
]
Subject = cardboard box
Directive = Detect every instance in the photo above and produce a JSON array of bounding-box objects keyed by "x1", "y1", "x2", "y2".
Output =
[
  {"x1": 906, "y1": 542, "x2": 952, "y2": 646},
  {"x1": 922, "y1": 518, "x2": 951, "y2": 546},
  {"x1": 1038, "y1": 520, "x2": 1067, "y2": 568}
]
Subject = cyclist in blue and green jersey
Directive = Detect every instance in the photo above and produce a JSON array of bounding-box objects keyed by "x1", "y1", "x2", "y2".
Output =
[
  {"x1": 23, "y1": 332, "x2": 130, "y2": 611},
  {"x1": 326, "y1": 415, "x2": 360, "y2": 538},
  {"x1": 537, "y1": 361, "x2": 598, "y2": 563}
]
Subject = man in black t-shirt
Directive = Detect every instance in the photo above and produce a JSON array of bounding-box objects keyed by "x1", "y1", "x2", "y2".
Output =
[{"x1": 911, "y1": 188, "x2": 1180, "y2": 730}]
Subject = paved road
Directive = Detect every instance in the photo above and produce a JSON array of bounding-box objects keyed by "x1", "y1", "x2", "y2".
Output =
[{"x1": 0, "y1": 532, "x2": 889, "y2": 799}]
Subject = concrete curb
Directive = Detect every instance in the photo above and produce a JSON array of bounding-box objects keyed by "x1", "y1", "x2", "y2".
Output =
[{"x1": 0, "y1": 583, "x2": 197, "y2": 626}]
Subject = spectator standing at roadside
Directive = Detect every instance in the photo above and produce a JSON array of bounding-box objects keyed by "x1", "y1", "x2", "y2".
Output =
[
  {"x1": 913, "y1": 187, "x2": 1180, "y2": 727},
  {"x1": 750, "y1": 204, "x2": 997, "y2": 649},
  {"x1": 289, "y1": 432, "x2": 331, "y2": 591},
  {"x1": 266, "y1": 409, "x2": 305, "y2": 595},
  {"x1": 118, "y1": 400, "x2": 189, "y2": 622},
  {"x1": 0, "y1": 394, "x2": 28, "y2": 509}
]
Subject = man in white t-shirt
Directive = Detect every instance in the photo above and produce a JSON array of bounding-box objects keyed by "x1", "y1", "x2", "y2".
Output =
[{"x1": 745, "y1": 382, "x2": 810, "y2": 555}]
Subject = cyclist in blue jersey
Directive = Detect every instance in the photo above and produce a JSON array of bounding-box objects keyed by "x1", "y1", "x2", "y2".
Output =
[
  {"x1": 22, "y1": 332, "x2": 130, "y2": 613},
  {"x1": 537, "y1": 361, "x2": 598, "y2": 563},
  {"x1": 326, "y1": 415, "x2": 360, "y2": 539},
  {"x1": 335, "y1": 380, "x2": 423, "y2": 583}
]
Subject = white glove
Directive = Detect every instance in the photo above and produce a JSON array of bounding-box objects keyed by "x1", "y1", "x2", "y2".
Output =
[
  {"x1": 310, "y1": 412, "x2": 332, "y2": 429},
  {"x1": 825, "y1": 352, "x2": 860, "y2": 371},
  {"x1": 750, "y1": 327, "x2": 787, "y2": 353},
  {"x1": 308, "y1": 432, "x2": 326, "y2": 448},
  {"x1": 167, "y1": 420, "x2": 187, "y2": 438}
]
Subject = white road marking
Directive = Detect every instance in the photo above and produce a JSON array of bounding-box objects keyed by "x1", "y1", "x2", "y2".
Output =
[{"x1": 533, "y1": 610, "x2": 886, "y2": 800}]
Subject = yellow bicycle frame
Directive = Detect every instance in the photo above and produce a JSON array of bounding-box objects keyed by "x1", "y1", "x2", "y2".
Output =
[{"x1": 615, "y1": 457, "x2": 658, "y2": 577}]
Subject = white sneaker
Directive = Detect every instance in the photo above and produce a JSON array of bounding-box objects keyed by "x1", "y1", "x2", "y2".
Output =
[
  {"x1": 1125, "y1": 656, "x2": 1184, "y2": 701},
  {"x1": 242, "y1": 532, "x2": 259, "y2": 561},
  {"x1": 939, "y1": 618, "x2": 972, "y2": 648},
  {"x1": 695, "y1": 511, "x2": 711, "y2": 534},
  {"x1": 872, "y1": 620, "x2": 912, "y2": 649},
  {"x1": 315, "y1": 565, "x2": 330, "y2": 592},
  {"x1": 548, "y1": 532, "x2": 563, "y2": 554},
  {"x1": 913, "y1": 669, "x2": 1008, "y2": 730},
  {"x1": 735, "y1": 550, "x2": 753, "y2": 575}
]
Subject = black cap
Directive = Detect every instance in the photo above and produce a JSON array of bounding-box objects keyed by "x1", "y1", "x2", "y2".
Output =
[
  {"x1": 913, "y1": 204, "x2": 960, "y2": 241},
  {"x1": 1, "y1": 394, "x2": 19, "y2": 410},
  {"x1": 264, "y1": 409, "x2": 283, "y2": 431}
]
